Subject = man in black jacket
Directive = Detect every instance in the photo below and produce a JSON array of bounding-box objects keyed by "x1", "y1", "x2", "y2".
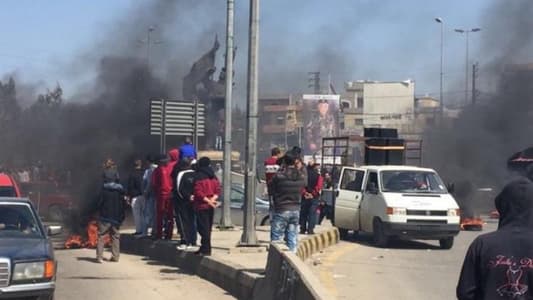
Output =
[
  {"x1": 174, "y1": 158, "x2": 197, "y2": 249},
  {"x1": 457, "y1": 178, "x2": 533, "y2": 299},
  {"x1": 270, "y1": 153, "x2": 306, "y2": 252},
  {"x1": 96, "y1": 163, "x2": 126, "y2": 263}
]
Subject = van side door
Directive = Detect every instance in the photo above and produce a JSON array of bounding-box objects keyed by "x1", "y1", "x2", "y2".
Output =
[{"x1": 334, "y1": 167, "x2": 366, "y2": 230}]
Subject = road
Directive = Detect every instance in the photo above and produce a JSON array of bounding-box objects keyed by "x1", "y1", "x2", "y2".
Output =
[
  {"x1": 308, "y1": 221, "x2": 497, "y2": 300},
  {"x1": 54, "y1": 248, "x2": 235, "y2": 300}
]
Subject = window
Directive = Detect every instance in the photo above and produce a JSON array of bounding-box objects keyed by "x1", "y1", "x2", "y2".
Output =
[
  {"x1": 355, "y1": 119, "x2": 363, "y2": 126},
  {"x1": 340, "y1": 169, "x2": 365, "y2": 192},
  {"x1": 230, "y1": 188, "x2": 244, "y2": 203},
  {"x1": 366, "y1": 172, "x2": 378, "y2": 191},
  {"x1": 0, "y1": 204, "x2": 42, "y2": 238},
  {"x1": 381, "y1": 170, "x2": 447, "y2": 194},
  {"x1": 357, "y1": 96, "x2": 364, "y2": 108}
]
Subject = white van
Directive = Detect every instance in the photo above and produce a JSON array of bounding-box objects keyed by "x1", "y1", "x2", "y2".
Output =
[{"x1": 334, "y1": 165, "x2": 460, "y2": 249}]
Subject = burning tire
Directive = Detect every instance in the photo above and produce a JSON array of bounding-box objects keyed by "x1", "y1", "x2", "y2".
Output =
[{"x1": 439, "y1": 237, "x2": 454, "y2": 249}]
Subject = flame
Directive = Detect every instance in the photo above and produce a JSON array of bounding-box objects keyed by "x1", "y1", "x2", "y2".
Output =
[
  {"x1": 64, "y1": 220, "x2": 111, "y2": 249},
  {"x1": 460, "y1": 217, "x2": 484, "y2": 231}
]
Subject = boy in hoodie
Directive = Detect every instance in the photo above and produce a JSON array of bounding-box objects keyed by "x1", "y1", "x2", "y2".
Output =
[
  {"x1": 152, "y1": 154, "x2": 174, "y2": 240},
  {"x1": 192, "y1": 157, "x2": 220, "y2": 256},
  {"x1": 270, "y1": 153, "x2": 306, "y2": 252},
  {"x1": 96, "y1": 159, "x2": 126, "y2": 263},
  {"x1": 457, "y1": 178, "x2": 533, "y2": 299}
]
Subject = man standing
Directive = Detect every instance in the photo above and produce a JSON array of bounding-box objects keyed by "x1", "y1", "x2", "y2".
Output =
[
  {"x1": 141, "y1": 155, "x2": 157, "y2": 237},
  {"x1": 96, "y1": 159, "x2": 126, "y2": 263},
  {"x1": 265, "y1": 147, "x2": 282, "y2": 215},
  {"x1": 300, "y1": 161, "x2": 323, "y2": 235},
  {"x1": 152, "y1": 154, "x2": 173, "y2": 240},
  {"x1": 127, "y1": 159, "x2": 144, "y2": 235},
  {"x1": 192, "y1": 157, "x2": 220, "y2": 256},
  {"x1": 175, "y1": 158, "x2": 197, "y2": 249},
  {"x1": 179, "y1": 137, "x2": 197, "y2": 161},
  {"x1": 457, "y1": 178, "x2": 533, "y2": 299},
  {"x1": 270, "y1": 153, "x2": 306, "y2": 252}
]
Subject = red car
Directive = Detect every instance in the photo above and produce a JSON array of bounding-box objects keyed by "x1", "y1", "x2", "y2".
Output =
[
  {"x1": 0, "y1": 173, "x2": 21, "y2": 197},
  {"x1": 19, "y1": 181, "x2": 74, "y2": 222}
]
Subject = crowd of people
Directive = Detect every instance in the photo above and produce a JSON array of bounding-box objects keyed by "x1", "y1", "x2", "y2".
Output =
[{"x1": 94, "y1": 137, "x2": 221, "y2": 262}]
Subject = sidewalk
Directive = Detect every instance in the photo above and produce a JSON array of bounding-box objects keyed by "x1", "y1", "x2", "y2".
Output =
[{"x1": 122, "y1": 222, "x2": 333, "y2": 274}]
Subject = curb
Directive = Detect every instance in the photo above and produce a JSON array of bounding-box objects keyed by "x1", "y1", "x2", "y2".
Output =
[
  {"x1": 297, "y1": 227, "x2": 340, "y2": 260},
  {"x1": 120, "y1": 236, "x2": 261, "y2": 299}
]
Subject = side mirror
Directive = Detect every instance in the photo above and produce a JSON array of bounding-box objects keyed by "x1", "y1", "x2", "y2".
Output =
[
  {"x1": 47, "y1": 225, "x2": 62, "y2": 236},
  {"x1": 367, "y1": 182, "x2": 378, "y2": 194},
  {"x1": 446, "y1": 183, "x2": 455, "y2": 194}
]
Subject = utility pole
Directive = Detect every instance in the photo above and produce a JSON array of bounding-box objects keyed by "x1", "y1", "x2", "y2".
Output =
[
  {"x1": 472, "y1": 62, "x2": 479, "y2": 106},
  {"x1": 308, "y1": 71, "x2": 321, "y2": 94},
  {"x1": 220, "y1": 0, "x2": 234, "y2": 229},
  {"x1": 240, "y1": 0, "x2": 260, "y2": 246},
  {"x1": 139, "y1": 26, "x2": 162, "y2": 70}
]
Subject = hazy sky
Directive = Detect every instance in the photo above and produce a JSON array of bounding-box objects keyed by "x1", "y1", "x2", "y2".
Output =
[{"x1": 0, "y1": 1, "x2": 496, "y2": 103}]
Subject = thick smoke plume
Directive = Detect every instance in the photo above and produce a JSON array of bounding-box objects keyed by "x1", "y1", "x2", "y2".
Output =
[{"x1": 423, "y1": 1, "x2": 533, "y2": 213}]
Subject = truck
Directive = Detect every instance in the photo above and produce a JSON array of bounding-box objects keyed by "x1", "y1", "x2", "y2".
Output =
[{"x1": 321, "y1": 129, "x2": 461, "y2": 249}]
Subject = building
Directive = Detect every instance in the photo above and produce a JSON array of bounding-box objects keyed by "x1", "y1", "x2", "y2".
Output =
[
  {"x1": 257, "y1": 95, "x2": 303, "y2": 156},
  {"x1": 341, "y1": 80, "x2": 416, "y2": 137}
]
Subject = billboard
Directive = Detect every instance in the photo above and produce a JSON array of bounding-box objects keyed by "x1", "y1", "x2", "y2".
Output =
[{"x1": 302, "y1": 94, "x2": 341, "y2": 155}]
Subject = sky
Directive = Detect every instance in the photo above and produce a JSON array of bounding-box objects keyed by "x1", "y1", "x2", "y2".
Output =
[{"x1": 0, "y1": 0, "x2": 497, "y2": 105}]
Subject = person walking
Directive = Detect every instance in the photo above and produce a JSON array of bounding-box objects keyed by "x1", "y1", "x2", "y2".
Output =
[
  {"x1": 127, "y1": 159, "x2": 144, "y2": 235},
  {"x1": 179, "y1": 137, "x2": 197, "y2": 161},
  {"x1": 457, "y1": 178, "x2": 533, "y2": 299},
  {"x1": 152, "y1": 154, "x2": 174, "y2": 240},
  {"x1": 270, "y1": 153, "x2": 306, "y2": 252},
  {"x1": 174, "y1": 158, "x2": 198, "y2": 249},
  {"x1": 192, "y1": 157, "x2": 220, "y2": 256},
  {"x1": 96, "y1": 159, "x2": 126, "y2": 263},
  {"x1": 141, "y1": 155, "x2": 157, "y2": 237},
  {"x1": 300, "y1": 161, "x2": 323, "y2": 235}
]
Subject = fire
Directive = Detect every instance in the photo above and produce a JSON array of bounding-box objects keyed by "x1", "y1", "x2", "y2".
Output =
[
  {"x1": 64, "y1": 220, "x2": 111, "y2": 249},
  {"x1": 460, "y1": 217, "x2": 484, "y2": 231}
]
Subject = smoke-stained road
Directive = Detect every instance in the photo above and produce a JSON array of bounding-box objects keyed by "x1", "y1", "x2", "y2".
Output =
[
  {"x1": 308, "y1": 221, "x2": 497, "y2": 299},
  {"x1": 54, "y1": 248, "x2": 235, "y2": 300}
]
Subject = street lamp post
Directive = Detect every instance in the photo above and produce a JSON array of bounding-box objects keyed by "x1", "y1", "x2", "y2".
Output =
[
  {"x1": 454, "y1": 27, "x2": 481, "y2": 105},
  {"x1": 435, "y1": 18, "x2": 444, "y2": 118}
]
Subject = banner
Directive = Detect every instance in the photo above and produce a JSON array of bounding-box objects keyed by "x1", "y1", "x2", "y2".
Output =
[{"x1": 302, "y1": 94, "x2": 340, "y2": 155}]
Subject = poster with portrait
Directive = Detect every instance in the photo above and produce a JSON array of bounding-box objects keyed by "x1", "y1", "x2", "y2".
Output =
[{"x1": 302, "y1": 94, "x2": 340, "y2": 156}]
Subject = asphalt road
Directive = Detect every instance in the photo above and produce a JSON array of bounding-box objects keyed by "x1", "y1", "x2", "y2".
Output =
[
  {"x1": 54, "y1": 248, "x2": 235, "y2": 300},
  {"x1": 309, "y1": 221, "x2": 497, "y2": 300}
]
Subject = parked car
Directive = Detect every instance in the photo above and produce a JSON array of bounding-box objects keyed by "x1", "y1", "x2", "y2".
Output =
[
  {"x1": 19, "y1": 181, "x2": 74, "y2": 222},
  {"x1": 0, "y1": 197, "x2": 61, "y2": 299},
  {"x1": 214, "y1": 183, "x2": 270, "y2": 226},
  {"x1": 0, "y1": 173, "x2": 21, "y2": 197}
]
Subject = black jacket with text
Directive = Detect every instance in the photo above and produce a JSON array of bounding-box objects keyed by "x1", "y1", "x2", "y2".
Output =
[{"x1": 457, "y1": 178, "x2": 533, "y2": 300}]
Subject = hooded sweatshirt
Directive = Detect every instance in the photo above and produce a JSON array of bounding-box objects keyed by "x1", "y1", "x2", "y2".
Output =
[
  {"x1": 457, "y1": 178, "x2": 533, "y2": 300},
  {"x1": 271, "y1": 166, "x2": 306, "y2": 213},
  {"x1": 193, "y1": 165, "x2": 221, "y2": 211}
]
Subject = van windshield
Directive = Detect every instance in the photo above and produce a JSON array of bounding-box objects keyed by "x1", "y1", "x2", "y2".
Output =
[{"x1": 381, "y1": 170, "x2": 447, "y2": 194}]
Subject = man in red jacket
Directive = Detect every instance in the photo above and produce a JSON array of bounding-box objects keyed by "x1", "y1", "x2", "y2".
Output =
[
  {"x1": 300, "y1": 160, "x2": 323, "y2": 235},
  {"x1": 152, "y1": 153, "x2": 174, "y2": 240},
  {"x1": 192, "y1": 157, "x2": 221, "y2": 256}
]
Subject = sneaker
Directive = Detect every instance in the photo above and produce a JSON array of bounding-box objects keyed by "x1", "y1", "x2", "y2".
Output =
[
  {"x1": 96, "y1": 258, "x2": 103, "y2": 263},
  {"x1": 177, "y1": 244, "x2": 187, "y2": 250},
  {"x1": 186, "y1": 245, "x2": 196, "y2": 250},
  {"x1": 109, "y1": 257, "x2": 119, "y2": 262},
  {"x1": 308, "y1": 230, "x2": 315, "y2": 235}
]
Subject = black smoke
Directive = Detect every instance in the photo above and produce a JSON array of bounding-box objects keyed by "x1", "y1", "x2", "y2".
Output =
[{"x1": 423, "y1": 1, "x2": 533, "y2": 214}]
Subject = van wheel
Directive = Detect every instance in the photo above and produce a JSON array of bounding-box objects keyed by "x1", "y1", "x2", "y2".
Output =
[
  {"x1": 373, "y1": 219, "x2": 389, "y2": 248},
  {"x1": 439, "y1": 237, "x2": 454, "y2": 250},
  {"x1": 338, "y1": 228, "x2": 349, "y2": 240}
]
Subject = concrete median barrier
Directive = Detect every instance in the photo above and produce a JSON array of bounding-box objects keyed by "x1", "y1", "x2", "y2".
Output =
[{"x1": 120, "y1": 226, "x2": 340, "y2": 299}]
